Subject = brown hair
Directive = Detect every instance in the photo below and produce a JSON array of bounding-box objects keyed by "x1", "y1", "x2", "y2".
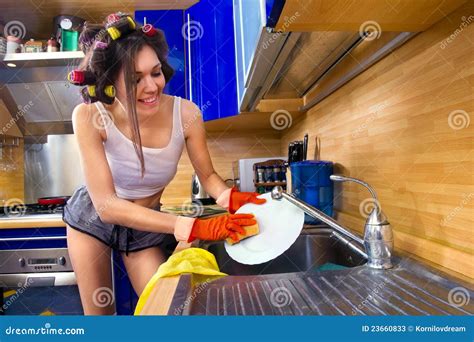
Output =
[{"x1": 77, "y1": 14, "x2": 174, "y2": 177}]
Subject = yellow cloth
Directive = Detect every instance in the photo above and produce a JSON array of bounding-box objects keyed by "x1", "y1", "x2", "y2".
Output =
[{"x1": 134, "y1": 248, "x2": 226, "y2": 315}]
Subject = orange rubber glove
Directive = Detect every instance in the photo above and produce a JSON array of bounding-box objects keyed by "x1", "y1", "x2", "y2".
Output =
[
  {"x1": 228, "y1": 187, "x2": 266, "y2": 214},
  {"x1": 188, "y1": 213, "x2": 256, "y2": 243}
]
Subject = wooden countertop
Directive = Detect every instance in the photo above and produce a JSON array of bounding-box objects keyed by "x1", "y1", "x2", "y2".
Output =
[
  {"x1": 138, "y1": 241, "x2": 192, "y2": 315},
  {"x1": 0, "y1": 216, "x2": 66, "y2": 229}
]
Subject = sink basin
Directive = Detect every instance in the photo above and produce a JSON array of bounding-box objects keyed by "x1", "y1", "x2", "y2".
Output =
[{"x1": 199, "y1": 228, "x2": 367, "y2": 276}]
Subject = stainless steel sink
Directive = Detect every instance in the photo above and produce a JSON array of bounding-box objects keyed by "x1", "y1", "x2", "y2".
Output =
[{"x1": 199, "y1": 228, "x2": 367, "y2": 276}]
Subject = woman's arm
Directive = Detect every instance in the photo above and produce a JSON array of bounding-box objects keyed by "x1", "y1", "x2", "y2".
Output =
[
  {"x1": 72, "y1": 103, "x2": 180, "y2": 235},
  {"x1": 181, "y1": 99, "x2": 229, "y2": 199}
]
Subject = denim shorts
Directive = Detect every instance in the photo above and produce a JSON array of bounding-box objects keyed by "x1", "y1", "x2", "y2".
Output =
[{"x1": 62, "y1": 185, "x2": 178, "y2": 256}]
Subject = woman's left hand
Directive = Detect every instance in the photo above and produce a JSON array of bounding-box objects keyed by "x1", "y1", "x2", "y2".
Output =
[{"x1": 228, "y1": 187, "x2": 266, "y2": 214}]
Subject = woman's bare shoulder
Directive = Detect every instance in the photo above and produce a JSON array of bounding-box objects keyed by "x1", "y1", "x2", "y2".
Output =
[
  {"x1": 71, "y1": 102, "x2": 106, "y2": 140},
  {"x1": 179, "y1": 97, "x2": 202, "y2": 120}
]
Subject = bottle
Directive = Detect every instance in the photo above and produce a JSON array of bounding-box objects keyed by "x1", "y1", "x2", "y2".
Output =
[{"x1": 47, "y1": 36, "x2": 58, "y2": 52}]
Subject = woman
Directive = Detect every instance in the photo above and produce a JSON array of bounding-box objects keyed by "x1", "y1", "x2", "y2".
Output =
[{"x1": 63, "y1": 13, "x2": 265, "y2": 315}]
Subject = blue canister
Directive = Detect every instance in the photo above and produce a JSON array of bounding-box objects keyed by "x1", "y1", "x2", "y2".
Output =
[{"x1": 290, "y1": 160, "x2": 334, "y2": 223}]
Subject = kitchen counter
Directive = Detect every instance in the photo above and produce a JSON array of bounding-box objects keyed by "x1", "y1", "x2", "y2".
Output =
[
  {"x1": 0, "y1": 204, "x2": 226, "y2": 230},
  {"x1": 0, "y1": 214, "x2": 65, "y2": 229},
  {"x1": 138, "y1": 235, "x2": 474, "y2": 316}
]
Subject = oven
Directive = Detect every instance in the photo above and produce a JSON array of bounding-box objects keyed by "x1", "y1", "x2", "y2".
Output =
[
  {"x1": 0, "y1": 227, "x2": 84, "y2": 315},
  {"x1": 0, "y1": 202, "x2": 134, "y2": 315}
]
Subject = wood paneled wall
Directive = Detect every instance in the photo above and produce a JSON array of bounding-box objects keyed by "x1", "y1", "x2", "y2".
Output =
[
  {"x1": 281, "y1": 3, "x2": 474, "y2": 279},
  {"x1": 162, "y1": 130, "x2": 282, "y2": 205},
  {"x1": 0, "y1": 137, "x2": 24, "y2": 204}
]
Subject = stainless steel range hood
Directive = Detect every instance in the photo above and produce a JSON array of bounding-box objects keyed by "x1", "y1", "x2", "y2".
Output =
[{"x1": 0, "y1": 52, "x2": 83, "y2": 136}]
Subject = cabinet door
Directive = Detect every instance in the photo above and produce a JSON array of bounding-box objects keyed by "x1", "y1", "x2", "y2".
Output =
[
  {"x1": 233, "y1": 0, "x2": 266, "y2": 109},
  {"x1": 185, "y1": 0, "x2": 238, "y2": 121},
  {"x1": 135, "y1": 10, "x2": 186, "y2": 98}
]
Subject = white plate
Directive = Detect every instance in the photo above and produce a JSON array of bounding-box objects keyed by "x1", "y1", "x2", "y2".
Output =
[{"x1": 225, "y1": 192, "x2": 305, "y2": 265}]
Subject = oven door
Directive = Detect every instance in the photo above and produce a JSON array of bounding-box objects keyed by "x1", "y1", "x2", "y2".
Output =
[
  {"x1": 0, "y1": 272, "x2": 83, "y2": 315},
  {"x1": 0, "y1": 228, "x2": 84, "y2": 316}
]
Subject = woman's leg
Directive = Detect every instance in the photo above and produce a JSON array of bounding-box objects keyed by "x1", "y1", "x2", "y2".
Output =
[
  {"x1": 121, "y1": 247, "x2": 166, "y2": 296},
  {"x1": 66, "y1": 225, "x2": 115, "y2": 315}
]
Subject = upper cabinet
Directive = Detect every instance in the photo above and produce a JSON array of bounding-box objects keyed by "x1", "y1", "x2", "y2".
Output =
[
  {"x1": 135, "y1": 10, "x2": 187, "y2": 99},
  {"x1": 184, "y1": 0, "x2": 239, "y2": 121}
]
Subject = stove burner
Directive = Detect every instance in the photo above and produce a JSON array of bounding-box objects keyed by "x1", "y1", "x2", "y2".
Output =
[{"x1": 1, "y1": 203, "x2": 65, "y2": 218}]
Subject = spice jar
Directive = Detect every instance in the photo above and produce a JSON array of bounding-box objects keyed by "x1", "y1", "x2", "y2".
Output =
[{"x1": 47, "y1": 36, "x2": 58, "y2": 52}]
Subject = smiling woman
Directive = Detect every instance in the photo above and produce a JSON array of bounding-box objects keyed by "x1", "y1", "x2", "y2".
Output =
[{"x1": 62, "y1": 12, "x2": 265, "y2": 315}]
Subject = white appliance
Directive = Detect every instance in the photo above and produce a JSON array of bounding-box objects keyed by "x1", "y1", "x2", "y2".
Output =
[{"x1": 233, "y1": 157, "x2": 286, "y2": 192}]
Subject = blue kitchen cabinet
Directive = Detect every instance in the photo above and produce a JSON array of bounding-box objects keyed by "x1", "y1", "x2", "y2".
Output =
[
  {"x1": 185, "y1": 0, "x2": 239, "y2": 121},
  {"x1": 135, "y1": 10, "x2": 186, "y2": 99},
  {"x1": 112, "y1": 250, "x2": 137, "y2": 315},
  {"x1": 233, "y1": 0, "x2": 286, "y2": 110}
]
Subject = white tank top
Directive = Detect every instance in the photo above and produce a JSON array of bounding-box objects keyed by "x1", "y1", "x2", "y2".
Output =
[{"x1": 95, "y1": 96, "x2": 185, "y2": 199}]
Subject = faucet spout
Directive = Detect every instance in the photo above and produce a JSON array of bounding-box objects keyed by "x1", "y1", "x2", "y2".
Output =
[{"x1": 272, "y1": 176, "x2": 394, "y2": 270}]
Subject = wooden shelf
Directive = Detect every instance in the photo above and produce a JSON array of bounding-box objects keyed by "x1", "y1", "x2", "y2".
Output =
[
  {"x1": 254, "y1": 182, "x2": 287, "y2": 187},
  {"x1": 1, "y1": 51, "x2": 84, "y2": 68}
]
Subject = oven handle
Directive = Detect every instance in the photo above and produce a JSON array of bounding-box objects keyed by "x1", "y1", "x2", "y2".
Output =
[
  {"x1": 0, "y1": 272, "x2": 76, "y2": 287},
  {"x1": 0, "y1": 236, "x2": 67, "y2": 242}
]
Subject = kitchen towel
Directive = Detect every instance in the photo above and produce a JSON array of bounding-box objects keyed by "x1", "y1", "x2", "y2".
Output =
[{"x1": 134, "y1": 248, "x2": 226, "y2": 315}]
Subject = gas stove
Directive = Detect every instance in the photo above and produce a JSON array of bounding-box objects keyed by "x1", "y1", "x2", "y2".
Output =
[{"x1": 0, "y1": 203, "x2": 64, "y2": 220}]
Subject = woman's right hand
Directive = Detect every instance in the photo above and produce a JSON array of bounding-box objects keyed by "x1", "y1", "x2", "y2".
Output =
[{"x1": 188, "y1": 213, "x2": 256, "y2": 242}]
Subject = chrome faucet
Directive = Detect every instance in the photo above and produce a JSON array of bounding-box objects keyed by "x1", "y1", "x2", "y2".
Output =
[{"x1": 271, "y1": 175, "x2": 393, "y2": 269}]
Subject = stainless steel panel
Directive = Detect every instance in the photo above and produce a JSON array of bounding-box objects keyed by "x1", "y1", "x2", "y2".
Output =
[{"x1": 24, "y1": 134, "x2": 84, "y2": 202}]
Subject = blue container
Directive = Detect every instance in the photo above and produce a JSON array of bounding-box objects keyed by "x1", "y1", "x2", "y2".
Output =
[{"x1": 290, "y1": 160, "x2": 334, "y2": 223}]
